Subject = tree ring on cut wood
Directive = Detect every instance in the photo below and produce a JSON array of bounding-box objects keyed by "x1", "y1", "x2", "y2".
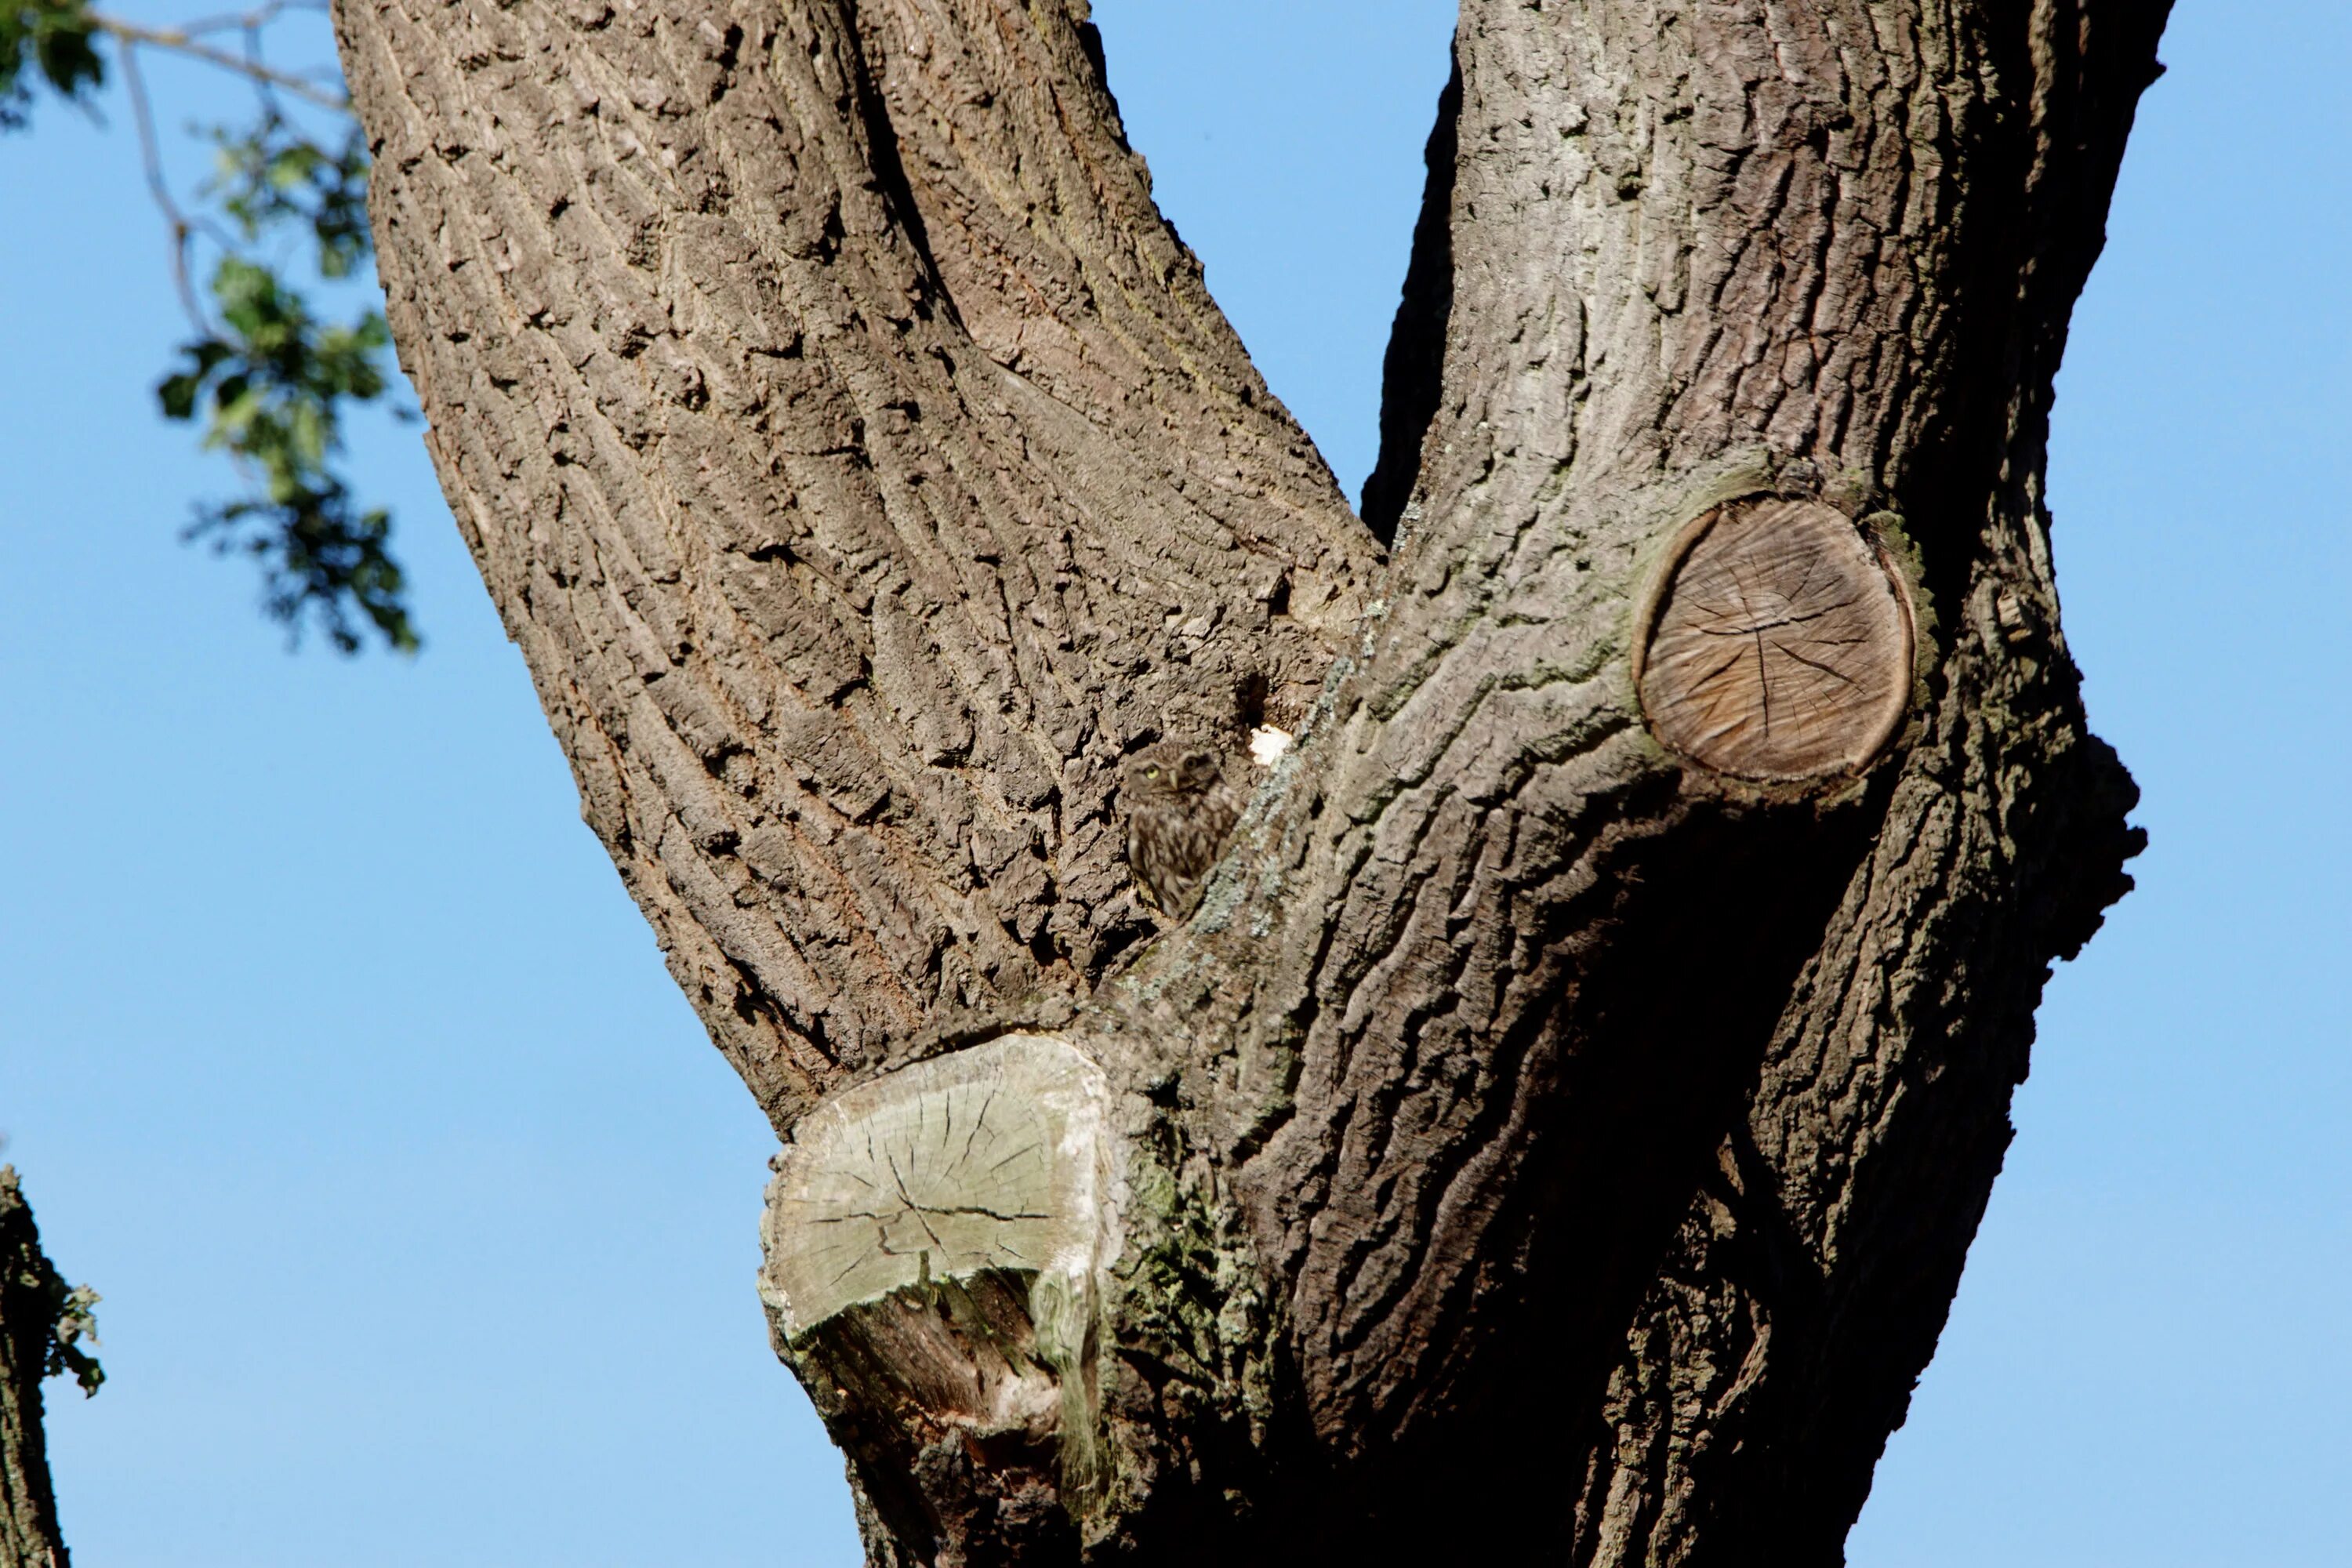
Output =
[
  {"x1": 760, "y1": 1033, "x2": 1114, "y2": 1341},
  {"x1": 1632, "y1": 498, "x2": 1915, "y2": 782}
]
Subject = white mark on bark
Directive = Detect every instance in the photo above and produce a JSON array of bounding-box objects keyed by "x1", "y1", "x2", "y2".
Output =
[{"x1": 1248, "y1": 725, "x2": 1295, "y2": 768}]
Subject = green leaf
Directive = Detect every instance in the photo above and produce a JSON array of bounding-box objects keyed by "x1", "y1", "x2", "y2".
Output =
[
  {"x1": 16, "y1": 24, "x2": 413, "y2": 654},
  {"x1": 189, "y1": 487, "x2": 417, "y2": 655},
  {"x1": 0, "y1": 0, "x2": 103, "y2": 129},
  {"x1": 156, "y1": 254, "x2": 418, "y2": 654},
  {"x1": 203, "y1": 115, "x2": 374, "y2": 281}
]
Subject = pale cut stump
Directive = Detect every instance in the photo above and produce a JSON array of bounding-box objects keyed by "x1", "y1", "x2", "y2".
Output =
[{"x1": 760, "y1": 1036, "x2": 1120, "y2": 1555}]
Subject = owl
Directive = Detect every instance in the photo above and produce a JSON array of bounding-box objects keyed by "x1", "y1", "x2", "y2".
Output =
[{"x1": 1121, "y1": 742, "x2": 1246, "y2": 920}]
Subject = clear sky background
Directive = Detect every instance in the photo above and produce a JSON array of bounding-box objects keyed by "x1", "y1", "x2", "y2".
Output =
[{"x1": 2, "y1": 2, "x2": 2343, "y2": 1563}]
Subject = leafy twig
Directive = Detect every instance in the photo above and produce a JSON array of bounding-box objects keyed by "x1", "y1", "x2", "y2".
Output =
[
  {"x1": 4, "y1": 0, "x2": 420, "y2": 652},
  {"x1": 162, "y1": 260, "x2": 418, "y2": 654},
  {"x1": 0, "y1": 0, "x2": 105, "y2": 126}
]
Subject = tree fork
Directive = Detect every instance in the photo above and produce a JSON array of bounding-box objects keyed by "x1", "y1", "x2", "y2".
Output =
[{"x1": 333, "y1": 0, "x2": 2165, "y2": 1560}]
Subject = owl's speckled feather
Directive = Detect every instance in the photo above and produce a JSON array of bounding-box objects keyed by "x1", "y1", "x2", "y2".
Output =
[{"x1": 1121, "y1": 743, "x2": 1246, "y2": 920}]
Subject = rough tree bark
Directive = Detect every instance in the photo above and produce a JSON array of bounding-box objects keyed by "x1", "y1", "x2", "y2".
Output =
[
  {"x1": 330, "y1": 0, "x2": 2165, "y2": 1560},
  {"x1": 2, "y1": 1169, "x2": 91, "y2": 1568}
]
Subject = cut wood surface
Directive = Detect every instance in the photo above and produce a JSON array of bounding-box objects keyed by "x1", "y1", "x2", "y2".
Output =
[
  {"x1": 762, "y1": 1033, "x2": 1112, "y2": 1340},
  {"x1": 760, "y1": 1036, "x2": 1116, "y2": 1560},
  {"x1": 1635, "y1": 499, "x2": 1915, "y2": 782}
]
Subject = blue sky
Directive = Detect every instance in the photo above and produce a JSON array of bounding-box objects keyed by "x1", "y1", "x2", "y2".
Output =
[{"x1": 2, "y1": 2, "x2": 2343, "y2": 1563}]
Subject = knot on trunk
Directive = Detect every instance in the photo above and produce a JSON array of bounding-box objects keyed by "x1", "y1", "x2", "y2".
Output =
[{"x1": 1633, "y1": 498, "x2": 1917, "y2": 784}]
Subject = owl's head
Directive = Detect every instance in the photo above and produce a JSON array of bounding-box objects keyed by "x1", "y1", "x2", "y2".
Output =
[{"x1": 1123, "y1": 742, "x2": 1225, "y2": 798}]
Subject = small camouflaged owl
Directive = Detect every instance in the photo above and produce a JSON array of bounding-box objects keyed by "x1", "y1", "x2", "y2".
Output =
[{"x1": 1121, "y1": 742, "x2": 1246, "y2": 920}]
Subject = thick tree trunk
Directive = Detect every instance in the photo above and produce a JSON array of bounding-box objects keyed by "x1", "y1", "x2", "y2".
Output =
[
  {"x1": 2, "y1": 1170, "x2": 84, "y2": 1568},
  {"x1": 334, "y1": 0, "x2": 2164, "y2": 1561}
]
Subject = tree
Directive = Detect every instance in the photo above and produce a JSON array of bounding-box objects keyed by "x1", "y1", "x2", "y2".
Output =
[
  {"x1": 2, "y1": 1168, "x2": 102, "y2": 1568},
  {"x1": 24, "y1": 0, "x2": 2166, "y2": 1560}
]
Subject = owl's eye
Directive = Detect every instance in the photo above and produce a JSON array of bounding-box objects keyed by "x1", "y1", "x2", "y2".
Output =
[{"x1": 1144, "y1": 765, "x2": 1160, "y2": 779}]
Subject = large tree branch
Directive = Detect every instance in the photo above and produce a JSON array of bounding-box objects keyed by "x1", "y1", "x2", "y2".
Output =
[
  {"x1": 1566, "y1": 5, "x2": 2165, "y2": 1556},
  {"x1": 336, "y1": 0, "x2": 1380, "y2": 1125},
  {"x1": 1048, "y1": 0, "x2": 2154, "y2": 1552}
]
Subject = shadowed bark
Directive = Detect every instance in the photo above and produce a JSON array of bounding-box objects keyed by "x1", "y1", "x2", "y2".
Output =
[
  {"x1": 332, "y1": 0, "x2": 2166, "y2": 1561},
  {"x1": 3, "y1": 1169, "x2": 96, "y2": 1568}
]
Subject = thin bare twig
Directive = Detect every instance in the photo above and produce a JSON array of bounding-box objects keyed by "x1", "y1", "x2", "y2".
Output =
[
  {"x1": 171, "y1": 0, "x2": 328, "y2": 38},
  {"x1": 244, "y1": 16, "x2": 278, "y2": 117},
  {"x1": 169, "y1": 0, "x2": 296, "y2": 38},
  {"x1": 116, "y1": 43, "x2": 212, "y2": 335},
  {"x1": 88, "y1": 13, "x2": 350, "y2": 111}
]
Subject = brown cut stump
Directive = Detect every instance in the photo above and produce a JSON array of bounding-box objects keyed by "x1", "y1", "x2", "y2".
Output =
[{"x1": 1634, "y1": 499, "x2": 1916, "y2": 783}]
